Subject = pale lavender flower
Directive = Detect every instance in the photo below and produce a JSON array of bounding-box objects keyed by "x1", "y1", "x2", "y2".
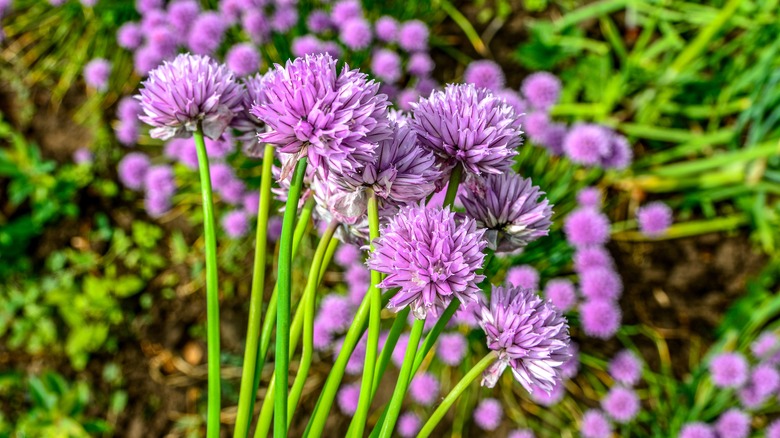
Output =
[
  {"x1": 331, "y1": 0, "x2": 362, "y2": 24},
  {"x1": 148, "y1": 25, "x2": 178, "y2": 58},
  {"x1": 581, "y1": 410, "x2": 613, "y2": 438},
  {"x1": 397, "y1": 412, "x2": 421, "y2": 438},
  {"x1": 222, "y1": 210, "x2": 249, "y2": 238},
  {"x1": 242, "y1": 192, "x2": 259, "y2": 217},
  {"x1": 602, "y1": 133, "x2": 633, "y2": 169},
  {"x1": 335, "y1": 244, "x2": 361, "y2": 267},
  {"x1": 544, "y1": 279, "x2": 576, "y2": 312},
  {"x1": 118, "y1": 23, "x2": 143, "y2": 49},
  {"x1": 601, "y1": 386, "x2": 639, "y2": 423},
  {"x1": 461, "y1": 172, "x2": 552, "y2": 253},
  {"x1": 539, "y1": 123, "x2": 567, "y2": 155},
  {"x1": 168, "y1": 0, "x2": 200, "y2": 35},
  {"x1": 137, "y1": 53, "x2": 244, "y2": 140},
  {"x1": 563, "y1": 124, "x2": 611, "y2": 166},
  {"x1": 209, "y1": 163, "x2": 236, "y2": 191},
  {"x1": 291, "y1": 35, "x2": 323, "y2": 58},
  {"x1": 409, "y1": 372, "x2": 439, "y2": 406},
  {"x1": 715, "y1": 409, "x2": 750, "y2": 438},
  {"x1": 411, "y1": 84, "x2": 522, "y2": 179},
  {"x1": 521, "y1": 72, "x2": 561, "y2": 111},
  {"x1": 496, "y1": 89, "x2": 527, "y2": 116},
  {"x1": 749, "y1": 364, "x2": 780, "y2": 398},
  {"x1": 375, "y1": 16, "x2": 398, "y2": 42},
  {"x1": 523, "y1": 111, "x2": 550, "y2": 144},
  {"x1": 473, "y1": 398, "x2": 503, "y2": 431},
  {"x1": 84, "y1": 58, "x2": 111, "y2": 91},
  {"x1": 637, "y1": 201, "x2": 673, "y2": 237},
  {"x1": 751, "y1": 331, "x2": 779, "y2": 359},
  {"x1": 398, "y1": 20, "x2": 428, "y2": 52},
  {"x1": 313, "y1": 319, "x2": 333, "y2": 351},
  {"x1": 738, "y1": 383, "x2": 767, "y2": 409},
  {"x1": 345, "y1": 264, "x2": 369, "y2": 305},
  {"x1": 340, "y1": 17, "x2": 372, "y2": 50},
  {"x1": 767, "y1": 419, "x2": 780, "y2": 438},
  {"x1": 307, "y1": 10, "x2": 332, "y2": 34},
  {"x1": 118, "y1": 152, "x2": 151, "y2": 190},
  {"x1": 437, "y1": 332, "x2": 468, "y2": 366},
  {"x1": 580, "y1": 267, "x2": 622, "y2": 301},
  {"x1": 397, "y1": 88, "x2": 419, "y2": 111},
  {"x1": 464, "y1": 60, "x2": 505, "y2": 91},
  {"x1": 560, "y1": 342, "x2": 580, "y2": 379},
  {"x1": 226, "y1": 43, "x2": 260, "y2": 76},
  {"x1": 505, "y1": 265, "x2": 540, "y2": 291},
  {"x1": 136, "y1": 0, "x2": 162, "y2": 13},
  {"x1": 268, "y1": 216, "x2": 283, "y2": 242},
  {"x1": 371, "y1": 49, "x2": 402, "y2": 84},
  {"x1": 220, "y1": 179, "x2": 246, "y2": 205},
  {"x1": 187, "y1": 12, "x2": 226, "y2": 55},
  {"x1": 316, "y1": 294, "x2": 354, "y2": 333},
  {"x1": 271, "y1": 7, "x2": 297, "y2": 33},
  {"x1": 609, "y1": 350, "x2": 642, "y2": 386},
  {"x1": 144, "y1": 164, "x2": 176, "y2": 196},
  {"x1": 574, "y1": 246, "x2": 614, "y2": 273},
  {"x1": 478, "y1": 285, "x2": 570, "y2": 392},
  {"x1": 145, "y1": 193, "x2": 171, "y2": 218},
  {"x1": 117, "y1": 96, "x2": 142, "y2": 124},
  {"x1": 243, "y1": 10, "x2": 270, "y2": 44},
  {"x1": 709, "y1": 352, "x2": 748, "y2": 389},
  {"x1": 580, "y1": 299, "x2": 621, "y2": 339},
  {"x1": 509, "y1": 429, "x2": 535, "y2": 438},
  {"x1": 563, "y1": 207, "x2": 610, "y2": 248},
  {"x1": 407, "y1": 52, "x2": 434, "y2": 77},
  {"x1": 368, "y1": 204, "x2": 487, "y2": 319},
  {"x1": 337, "y1": 382, "x2": 360, "y2": 416},
  {"x1": 251, "y1": 54, "x2": 391, "y2": 179},
  {"x1": 679, "y1": 423, "x2": 715, "y2": 438},
  {"x1": 453, "y1": 300, "x2": 481, "y2": 328},
  {"x1": 577, "y1": 187, "x2": 602, "y2": 208},
  {"x1": 391, "y1": 332, "x2": 411, "y2": 367},
  {"x1": 134, "y1": 45, "x2": 164, "y2": 76}
]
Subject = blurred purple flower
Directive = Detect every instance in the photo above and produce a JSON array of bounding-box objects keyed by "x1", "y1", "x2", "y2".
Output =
[
  {"x1": 226, "y1": 43, "x2": 260, "y2": 76},
  {"x1": 751, "y1": 331, "x2": 779, "y2": 359},
  {"x1": 145, "y1": 192, "x2": 171, "y2": 218},
  {"x1": 133, "y1": 45, "x2": 164, "y2": 76},
  {"x1": 709, "y1": 352, "x2": 748, "y2": 389},
  {"x1": 437, "y1": 332, "x2": 468, "y2": 366},
  {"x1": 398, "y1": 20, "x2": 428, "y2": 52},
  {"x1": 576, "y1": 187, "x2": 602, "y2": 208},
  {"x1": 580, "y1": 299, "x2": 621, "y2": 339},
  {"x1": 715, "y1": 409, "x2": 750, "y2": 438},
  {"x1": 464, "y1": 60, "x2": 505, "y2": 91},
  {"x1": 118, "y1": 23, "x2": 143, "y2": 49},
  {"x1": 521, "y1": 72, "x2": 561, "y2": 111},
  {"x1": 316, "y1": 294, "x2": 354, "y2": 334},
  {"x1": 609, "y1": 350, "x2": 642, "y2": 386},
  {"x1": 187, "y1": 12, "x2": 226, "y2": 55},
  {"x1": 505, "y1": 265, "x2": 540, "y2": 291},
  {"x1": 73, "y1": 148, "x2": 93, "y2": 165},
  {"x1": 563, "y1": 207, "x2": 610, "y2": 248},
  {"x1": 580, "y1": 267, "x2": 622, "y2": 301},
  {"x1": 222, "y1": 210, "x2": 249, "y2": 238},
  {"x1": 242, "y1": 192, "x2": 259, "y2": 217},
  {"x1": 407, "y1": 52, "x2": 434, "y2": 77},
  {"x1": 581, "y1": 410, "x2": 613, "y2": 438},
  {"x1": 84, "y1": 58, "x2": 111, "y2": 91},
  {"x1": 270, "y1": 7, "x2": 297, "y2": 33},
  {"x1": 564, "y1": 124, "x2": 611, "y2": 166},
  {"x1": 118, "y1": 152, "x2": 151, "y2": 190},
  {"x1": 337, "y1": 382, "x2": 360, "y2": 416},
  {"x1": 144, "y1": 165, "x2": 176, "y2": 196},
  {"x1": 679, "y1": 423, "x2": 715, "y2": 438},
  {"x1": 544, "y1": 279, "x2": 576, "y2": 312},
  {"x1": 473, "y1": 398, "x2": 503, "y2": 431},
  {"x1": 409, "y1": 372, "x2": 440, "y2": 406},
  {"x1": 243, "y1": 10, "x2": 270, "y2": 44},
  {"x1": 115, "y1": 122, "x2": 139, "y2": 146},
  {"x1": 509, "y1": 429, "x2": 535, "y2": 438},
  {"x1": 601, "y1": 386, "x2": 639, "y2": 423},
  {"x1": 573, "y1": 245, "x2": 614, "y2": 273},
  {"x1": 637, "y1": 201, "x2": 672, "y2": 237},
  {"x1": 371, "y1": 49, "x2": 402, "y2": 84},
  {"x1": 136, "y1": 0, "x2": 162, "y2": 13},
  {"x1": 331, "y1": 0, "x2": 362, "y2": 24},
  {"x1": 117, "y1": 96, "x2": 142, "y2": 124},
  {"x1": 168, "y1": 0, "x2": 200, "y2": 35},
  {"x1": 397, "y1": 412, "x2": 421, "y2": 438},
  {"x1": 335, "y1": 244, "x2": 361, "y2": 267},
  {"x1": 340, "y1": 17, "x2": 372, "y2": 50},
  {"x1": 375, "y1": 16, "x2": 398, "y2": 42},
  {"x1": 307, "y1": 10, "x2": 332, "y2": 34}
]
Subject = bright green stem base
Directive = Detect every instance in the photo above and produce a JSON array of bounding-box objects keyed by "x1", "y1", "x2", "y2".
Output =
[
  {"x1": 233, "y1": 144, "x2": 274, "y2": 438},
  {"x1": 193, "y1": 128, "x2": 221, "y2": 438},
  {"x1": 417, "y1": 352, "x2": 498, "y2": 438},
  {"x1": 442, "y1": 164, "x2": 463, "y2": 208},
  {"x1": 274, "y1": 157, "x2": 308, "y2": 438}
]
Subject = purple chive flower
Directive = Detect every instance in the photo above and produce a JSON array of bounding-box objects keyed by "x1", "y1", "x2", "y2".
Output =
[
  {"x1": 478, "y1": 285, "x2": 571, "y2": 392},
  {"x1": 473, "y1": 398, "x2": 503, "y2": 431},
  {"x1": 407, "y1": 52, "x2": 434, "y2": 77},
  {"x1": 271, "y1": 7, "x2": 298, "y2": 33},
  {"x1": 398, "y1": 20, "x2": 428, "y2": 52},
  {"x1": 397, "y1": 412, "x2": 421, "y2": 438},
  {"x1": 601, "y1": 386, "x2": 640, "y2": 423},
  {"x1": 563, "y1": 124, "x2": 611, "y2": 166},
  {"x1": 144, "y1": 165, "x2": 176, "y2": 196},
  {"x1": 679, "y1": 423, "x2": 715, "y2": 438},
  {"x1": 117, "y1": 96, "x2": 142, "y2": 124},
  {"x1": 209, "y1": 163, "x2": 236, "y2": 191},
  {"x1": 505, "y1": 265, "x2": 540, "y2": 291},
  {"x1": 367, "y1": 204, "x2": 487, "y2": 319},
  {"x1": 496, "y1": 89, "x2": 527, "y2": 116},
  {"x1": 226, "y1": 43, "x2": 260, "y2": 76},
  {"x1": 539, "y1": 123, "x2": 568, "y2": 155},
  {"x1": 252, "y1": 54, "x2": 391, "y2": 179},
  {"x1": 168, "y1": 0, "x2": 200, "y2": 34},
  {"x1": 563, "y1": 207, "x2": 610, "y2": 248},
  {"x1": 751, "y1": 331, "x2": 779, "y2": 359},
  {"x1": 602, "y1": 133, "x2": 633, "y2": 169},
  {"x1": 313, "y1": 319, "x2": 333, "y2": 351},
  {"x1": 371, "y1": 49, "x2": 402, "y2": 84},
  {"x1": 581, "y1": 410, "x2": 613, "y2": 438},
  {"x1": 416, "y1": 77, "x2": 438, "y2": 95},
  {"x1": 117, "y1": 22, "x2": 143, "y2": 49},
  {"x1": 243, "y1": 10, "x2": 270, "y2": 44},
  {"x1": 767, "y1": 419, "x2": 780, "y2": 438},
  {"x1": 580, "y1": 299, "x2": 621, "y2": 339},
  {"x1": 137, "y1": 54, "x2": 244, "y2": 140},
  {"x1": 396, "y1": 88, "x2": 419, "y2": 112},
  {"x1": 115, "y1": 122, "x2": 139, "y2": 146},
  {"x1": 749, "y1": 363, "x2": 780, "y2": 397},
  {"x1": 337, "y1": 382, "x2": 361, "y2": 416},
  {"x1": 291, "y1": 35, "x2": 323, "y2": 57},
  {"x1": 509, "y1": 429, "x2": 535, "y2": 438},
  {"x1": 145, "y1": 193, "x2": 171, "y2": 218},
  {"x1": 148, "y1": 25, "x2": 178, "y2": 58},
  {"x1": 307, "y1": 10, "x2": 332, "y2": 34},
  {"x1": 391, "y1": 333, "x2": 411, "y2": 367},
  {"x1": 523, "y1": 112, "x2": 550, "y2": 145},
  {"x1": 709, "y1": 352, "x2": 748, "y2": 389},
  {"x1": 560, "y1": 342, "x2": 580, "y2": 379},
  {"x1": 242, "y1": 192, "x2": 259, "y2": 217},
  {"x1": 84, "y1": 58, "x2": 111, "y2": 91},
  {"x1": 461, "y1": 173, "x2": 552, "y2": 253},
  {"x1": 521, "y1": 72, "x2": 561, "y2": 111},
  {"x1": 637, "y1": 201, "x2": 673, "y2": 237},
  {"x1": 375, "y1": 16, "x2": 398, "y2": 42},
  {"x1": 409, "y1": 372, "x2": 440, "y2": 406},
  {"x1": 609, "y1": 350, "x2": 643, "y2": 386},
  {"x1": 345, "y1": 264, "x2": 369, "y2": 305},
  {"x1": 544, "y1": 279, "x2": 576, "y2": 312},
  {"x1": 577, "y1": 187, "x2": 602, "y2": 208},
  {"x1": 331, "y1": 0, "x2": 362, "y2": 24},
  {"x1": 574, "y1": 246, "x2": 614, "y2": 273},
  {"x1": 220, "y1": 179, "x2": 246, "y2": 205},
  {"x1": 133, "y1": 45, "x2": 164, "y2": 76},
  {"x1": 738, "y1": 383, "x2": 766, "y2": 409},
  {"x1": 453, "y1": 299, "x2": 481, "y2": 328},
  {"x1": 335, "y1": 244, "x2": 361, "y2": 267},
  {"x1": 437, "y1": 332, "x2": 468, "y2": 366},
  {"x1": 222, "y1": 210, "x2": 249, "y2": 238},
  {"x1": 412, "y1": 84, "x2": 522, "y2": 179},
  {"x1": 73, "y1": 148, "x2": 93, "y2": 165},
  {"x1": 340, "y1": 17, "x2": 372, "y2": 50},
  {"x1": 118, "y1": 152, "x2": 151, "y2": 190},
  {"x1": 580, "y1": 267, "x2": 623, "y2": 301},
  {"x1": 715, "y1": 409, "x2": 750, "y2": 438},
  {"x1": 464, "y1": 60, "x2": 505, "y2": 91},
  {"x1": 316, "y1": 294, "x2": 354, "y2": 334},
  {"x1": 187, "y1": 12, "x2": 226, "y2": 55},
  {"x1": 136, "y1": 0, "x2": 162, "y2": 13}
]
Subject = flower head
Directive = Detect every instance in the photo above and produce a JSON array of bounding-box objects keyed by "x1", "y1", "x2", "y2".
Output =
[
  {"x1": 580, "y1": 299, "x2": 621, "y2": 339},
  {"x1": 601, "y1": 386, "x2": 640, "y2": 423},
  {"x1": 464, "y1": 60, "x2": 505, "y2": 91},
  {"x1": 118, "y1": 23, "x2": 143, "y2": 49},
  {"x1": 709, "y1": 352, "x2": 748, "y2": 389},
  {"x1": 563, "y1": 124, "x2": 611, "y2": 166},
  {"x1": 144, "y1": 164, "x2": 176, "y2": 196},
  {"x1": 168, "y1": 0, "x2": 200, "y2": 34},
  {"x1": 509, "y1": 429, "x2": 535, "y2": 438},
  {"x1": 767, "y1": 419, "x2": 780, "y2": 438},
  {"x1": 461, "y1": 172, "x2": 552, "y2": 252},
  {"x1": 375, "y1": 16, "x2": 398, "y2": 42},
  {"x1": 544, "y1": 279, "x2": 576, "y2": 312},
  {"x1": 251, "y1": 54, "x2": 391, "y2": 179},
  {"x1": 581, "y1": 410, "x2": 613, "y2": 438},
  {"x1": 577, "y1": 187, "x2": 602, "y2": 208},
  {"x1": 407, "y1": 52, "x2": 434, "y2": 77},
  {"x1": 679, "y1": 423, "x2": 715, "y2": 438},
  {"x1": 371, "y1": 49, "x2": 402, "y2": 84},
  {"x1": 145, "y1": 192, "x2": 171, "y2": 218},
  {"x1": 331, "y1": 0, "x2": 362, "y2": 24},
  {"x1": 715, "y1": 409, "x2": 750, "y2": 438},
  {"x1": 398, "y1": 20, "x2": 428, "y2": 52},
  {"x1": 437, "y1": 332, "x2": 468, "y2": 366},
  {"x1": 118, "y1": 152, "x2": 151, "y2": 190},
  {"x1": 84, "y1": 58, "x2": 111, "y2": 91},
  {"x1": 529, "y1": 380, "x2": 565, "y2": 406},
  {"x1": 521, "y1": 72, "x2": 561, "y2": 111},
  {"x1": 137, "y1": 53, "x2": 244, "y2": 140},
  {"x1": 478, "y1": 285, "x2": 570, "y2": 392},
  {"x1": 337, "y1": 382, "x2": 360, "y2": 416},
  {"x1": 506, "y1": 265, "x2": 540, "y2": 291},
  {"x1": 749, "y1": 363, "x2": 779, "y2": 397},
  {"x1": 751, "y1": 331, "x2": 779, "y2": 359},
  {"x1": 73, "y1": 148, "x2": 93, "y2": 165},
  {"x1": 580, "y1": 267, "x2": 622, "y2": 301},
  {"x1": 574, "y1": 246, "x2": 614, "y2": 273},
  {"x1": 226, "y1": 43, "x2": 260, "y2": 76},
  {"x1": 187, "y1": 12, "x2": 226, "y2": 55},
  {"x1": 609, "y1": 350, "x2": 643, "y2": 386},
  {"x1": 473, "y1": 398, "x2": 503, "y2": 431},
  {"x1": 563, "y1": 207, "x2": 610, "y2": 248},
  {"x1": 340, "y1": 17, "x2": 372, "y2": 50},
  {"x1": 637, "y1": 201, "x2": 673, "y2": 237},
  {"x1": 411, "y1": 84, "x2": 521, "y2": 178},
  {"x1": 222, "y1": 210, "x2": 249, "y2": 238},
  {"x1": 397, "y1": 412, "x2": 421, "y2": 438},
  {"x1": 368, "y1": 204, "x2": 487, "y2": 319},
  {"x1": 409, "y1": 372, "x2": 440, "y2": 406}
]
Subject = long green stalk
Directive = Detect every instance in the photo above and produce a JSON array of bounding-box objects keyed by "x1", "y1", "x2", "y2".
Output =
[
  {"x1": 442, "y1": 165, "x2": 463, "y2": 208},
  {"x1": 234, "y1": 144, "x2": 275, "y2": 438},
  {"x1": 376, "y1": 318, "x2": 425, "y2": 438},
  {"x1": 193, "y1": 127, "x2": 222, "y2": 438},
  {"x1": 417, "y1": 352, "x2": 498, "y2": 438},
  {"x1": 274, "y1": 157, "x2": 308, "y2": 438},
  {"x1": 287, "y1": 220, "x2": 339, "y2": 424},
  {"x1": 351, "y1": 190, "x2": 382, "y2": 436},
  {"x1": 412, "y1": 300, "x2": 460, "y2": 374}
]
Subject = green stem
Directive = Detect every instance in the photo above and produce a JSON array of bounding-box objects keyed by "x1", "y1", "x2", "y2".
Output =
[
  {"x1": 412, "y1": 300, "x2": 460, "y2": 374},
  {"x1": 377, "y1": 318, "x2": 426, "y2": 438},
  {"x1": 442, "y1": 165, "x2": 463, "y2": 208},
  {"x1": 274, "y1": 157, "x2": 308, "y2": 438},
  {"x1": 287, "y1": 220, "x2": 340, "y2": 425},
  {"x1": 417, "y1": 352, "x2": 498, "y2": 438},
  {"x1": 234, "y1": 144, "x2": 274, "y2": 438},
  {"x1": 250, "y1": 199, "x2": 314, "y2": 407},
  {"x1": 351, "y1": 190, "x2": 382, "y2": 437},
  {"x1": 193, "y1": 127, "x2": 222, "y2": 438}
]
